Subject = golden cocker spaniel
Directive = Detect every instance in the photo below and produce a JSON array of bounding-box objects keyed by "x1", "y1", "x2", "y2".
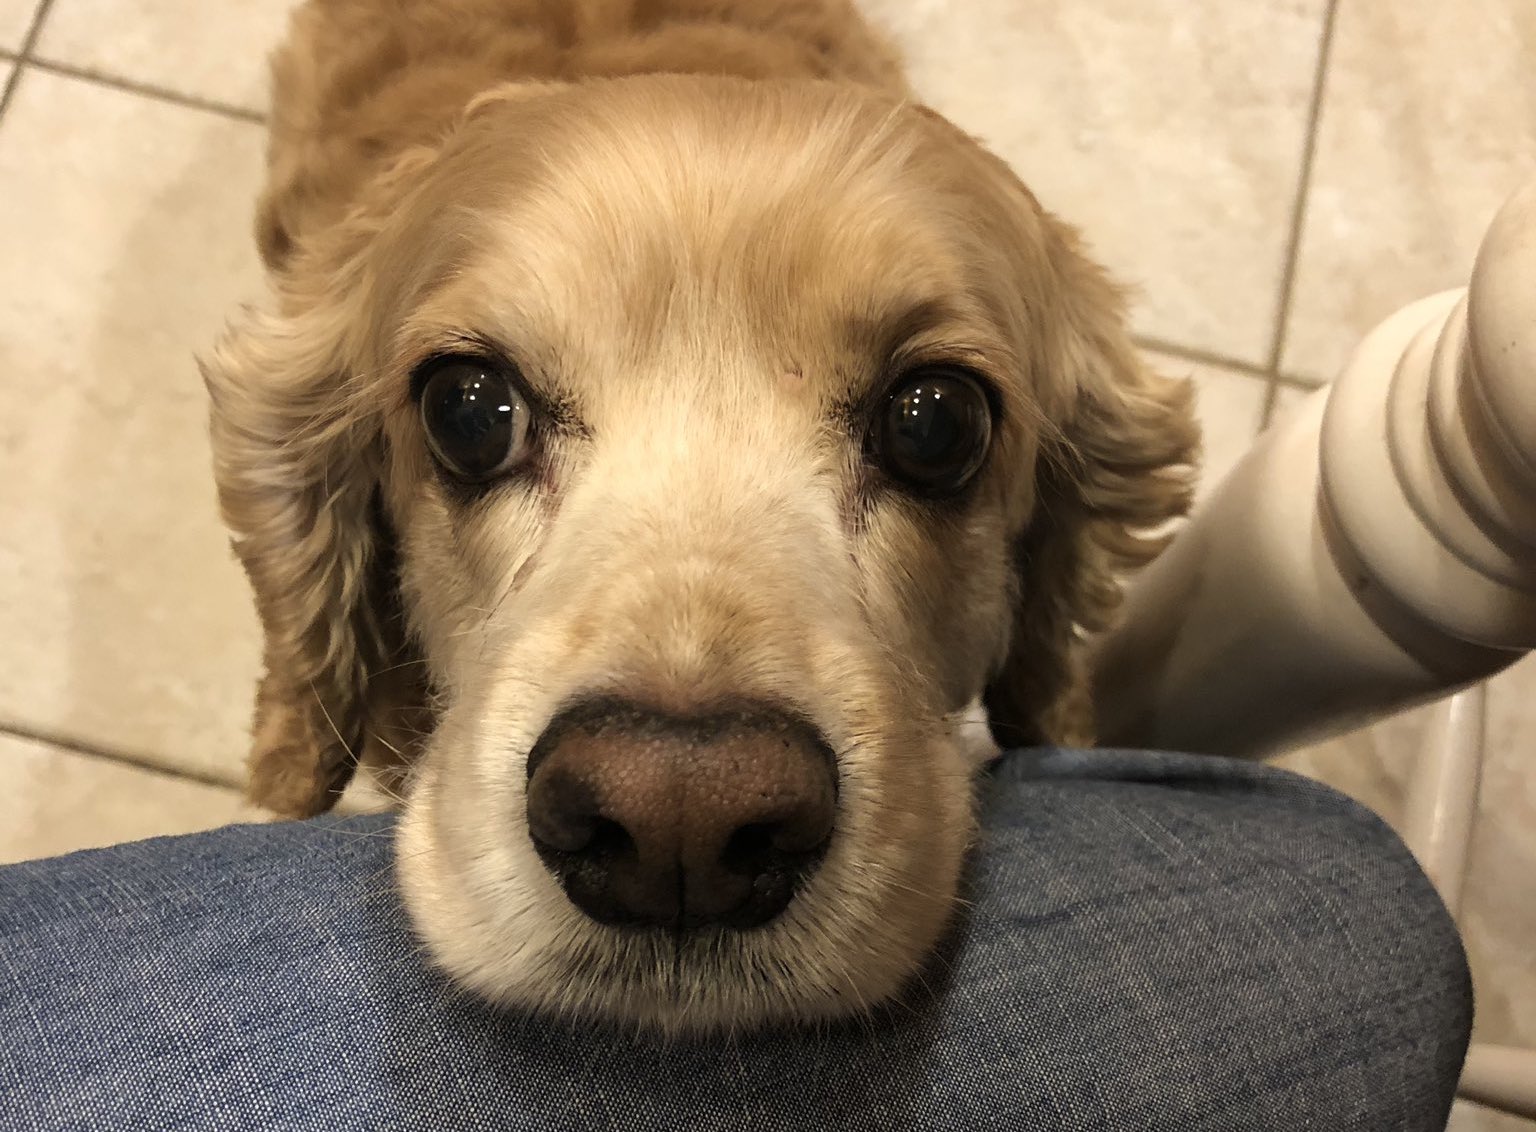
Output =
[{"x1": 204, "y1": 0, "x2": 1198, "y2": 1034}]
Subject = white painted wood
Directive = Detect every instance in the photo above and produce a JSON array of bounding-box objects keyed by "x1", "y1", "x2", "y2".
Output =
[{"x1": 1091, "y1": 183, "x2": 1536, "y2": 757}]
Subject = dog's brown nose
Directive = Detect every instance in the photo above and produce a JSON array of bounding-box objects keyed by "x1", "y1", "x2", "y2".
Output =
[{"x1": 525, "y1": 699, "x2": 836, "y2": 930}]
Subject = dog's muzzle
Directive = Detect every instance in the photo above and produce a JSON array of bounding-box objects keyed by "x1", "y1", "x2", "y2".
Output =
[{"x1": 525, "y1": 698, "x2": 837, "y2": 931}]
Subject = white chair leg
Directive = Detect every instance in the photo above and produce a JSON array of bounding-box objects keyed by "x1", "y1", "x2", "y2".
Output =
[
  {"x1": 1401, "y1": 685, "x2": 1488, "y2": 919},
  {"x1": 1093, "y1": 181, "x2": 1536, "y2": 758}
]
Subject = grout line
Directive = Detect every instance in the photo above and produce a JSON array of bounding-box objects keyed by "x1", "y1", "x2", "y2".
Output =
[
  {"x1": 1259, "y1": 381, "x2": 1281, "y2": 430},
  {"x1": 0, "y1": 0, "x2": 54, "y2": 122},
  {"x1": 1132, "y1": 335, "x2": 1272, "y2": 380},
  {"x1": 1274, "y1": 369, "x2": 1328, "y2": 391},
  {"x1": 0, "y1": 65, "x2": 23, "y2": 124},
  {"x1": 13, "y1": 0, "x2": 57, "y2": 58},
  {"x1": 1260, "y1": 0, "x2": 1341, "y2": 429},
  {"x1": 21, "y1": 56, "x2": 266, "y2": 123},
  {"x1": 1261, "y1": 370, "x2": 1332, "y2": 428},
  {"x1": 5, "y1": 0, "x2": 268, "y2": 129},
  {"x1": 0, "y1": 722, "x2": 242, "y2": 793},
  {"x1": 1260, "y1": 376, "x2": 1282, "y2": 430}
]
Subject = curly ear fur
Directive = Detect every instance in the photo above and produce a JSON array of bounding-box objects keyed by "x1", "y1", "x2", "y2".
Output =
[
  {"x1": 204, "y1": 146, "x2": 441, "y2": 818},
  {"x1": 985, "y1": 218, "x2": 1200, "y2": 749},
  {"x1": 203, "y1": 301, "x2": 386, "y2": 816}
]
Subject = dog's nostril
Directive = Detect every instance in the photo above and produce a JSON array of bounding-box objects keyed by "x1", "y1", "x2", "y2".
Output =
[
  {"x1": 716, "y1": 813, "x2": 832, "y2": 930},
  {"x1": 721, "y1": 821, "x2": 776, "y2": 873},
  {"x1": 720, "y1": 807, "x2": 831, "y2": 869},
  {"x1": 586, "y1": 816, "x2": 634, "y2": 861},
  {"x1": 525, "y1": 770, "x2": 600, "y2": 854}
]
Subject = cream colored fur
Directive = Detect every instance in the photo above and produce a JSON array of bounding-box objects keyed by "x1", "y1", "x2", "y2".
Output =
[{"x1": 204, "y1": 0, "x2": 1198, "y2": 1034}]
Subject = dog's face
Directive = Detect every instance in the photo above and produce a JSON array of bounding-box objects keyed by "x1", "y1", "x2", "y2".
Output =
[{"x1": 206, "y1": 76, "x2": 1195, "y2": 1034}]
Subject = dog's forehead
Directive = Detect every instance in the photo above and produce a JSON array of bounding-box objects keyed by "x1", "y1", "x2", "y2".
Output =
[{"x1": 409, "y1": 80, "x2": 1016, "y2": 414}]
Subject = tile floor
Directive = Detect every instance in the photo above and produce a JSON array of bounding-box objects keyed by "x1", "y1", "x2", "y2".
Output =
[{"x1": 0, "y1": 1, "x2": 1531, "y2": 1125}]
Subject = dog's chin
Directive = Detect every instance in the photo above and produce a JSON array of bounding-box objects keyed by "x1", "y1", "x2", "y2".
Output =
[
  {"x1": 401, "y1": 909, "x2": 909, "y2": 1038},
  {"x1": 392, "y1": 751, "x2": 973, "y2": 1037}
]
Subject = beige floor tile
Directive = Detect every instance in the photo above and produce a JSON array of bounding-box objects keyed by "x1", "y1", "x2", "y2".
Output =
[
  {"x1": 0, "y1": 731, "x2": 263, "y2": 864},
  {"x1": 864, "y1": 0, "x2": 1329, "y2": 366},
  {"x1": 0, "y1": 0, "x2": 37, "y2": 52},
  {"x1": 1283, "y1": 0, "x2": 1536, "y2": 384},
  {"x1": 1143, "y1": 352, "x2": 1269, "y2": 503},
  {"x1": 33, "y1": 0, "x2": 296, "y2": 111},
  {"x1": 0, "y1": 70, "x2": 265, "y2": 783},
  {"x1": 1448, "y1": 1100, "x2": 1536, "y2": 1132}
]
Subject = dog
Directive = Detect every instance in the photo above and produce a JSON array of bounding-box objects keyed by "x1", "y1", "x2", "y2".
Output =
[{"x1": 204, "y1": 0, "x2": 1198, "y2": 1034}]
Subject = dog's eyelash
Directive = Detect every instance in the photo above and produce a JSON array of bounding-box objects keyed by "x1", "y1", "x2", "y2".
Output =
[{"x1": 408, "y1": 344, "x2": 588, "y2": 438}]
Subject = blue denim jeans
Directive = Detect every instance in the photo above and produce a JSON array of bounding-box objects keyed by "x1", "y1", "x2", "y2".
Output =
[{"x1": 0, "y1": 750, "x2": 1470, "y2": 1130}]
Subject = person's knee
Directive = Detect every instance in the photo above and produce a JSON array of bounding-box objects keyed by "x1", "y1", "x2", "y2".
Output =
[
  {"x1": 983, "y1": 757, "x2": 1473, "y2": 1128},
  {"x1": 1234, "y1": 781, "x2": 1473, "y2": 1125}
]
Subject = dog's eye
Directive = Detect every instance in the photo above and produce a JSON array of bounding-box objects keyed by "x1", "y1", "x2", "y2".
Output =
[
  {"x1": 872, "y1": 367, "x2": 993, "y2": 496},
  {"x1": 418, "y1": 359, "x2": 533, "y2": 481}
]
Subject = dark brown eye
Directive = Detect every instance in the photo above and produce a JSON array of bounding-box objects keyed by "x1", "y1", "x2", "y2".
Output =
[
  {"x1": 417, "y1": 358, "x2": 533, "y2": 481},
  {"x1": 871, "y1": 367, "x2": 993, "y2": 496}
]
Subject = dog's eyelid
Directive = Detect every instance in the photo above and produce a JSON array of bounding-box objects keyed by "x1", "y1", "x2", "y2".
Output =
[
  {"x1": 406, "y1": 343, "x2": 584, "y2": 434},
  {"x1": 841, "y1": 354, "x2": 1003, "y2": 425},
  {"x1": 889, "y1": 342, "x2": 1000, "y2": 384},
  {"x1": 407, "y1": 340, "x2": 518, "y2": 396}
]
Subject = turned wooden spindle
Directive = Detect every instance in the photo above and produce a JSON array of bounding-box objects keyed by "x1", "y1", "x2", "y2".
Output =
[{"x1": 1091, "y1": 181, "x2": 1536, "y2": 758}]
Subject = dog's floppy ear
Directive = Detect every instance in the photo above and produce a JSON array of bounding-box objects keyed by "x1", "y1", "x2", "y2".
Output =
[
  {"x1": 204, "y1": 294, "x2": 391, "y2": 817},
  {"x1": 211, "y1": 81, "x2": 567, "y2": 816},
  {"x1": 986, "y1": 215, "x2": 1199, "y2": 748},
  {"x1": 203, "y1": 153, "x2": 437, "y2": 818}
]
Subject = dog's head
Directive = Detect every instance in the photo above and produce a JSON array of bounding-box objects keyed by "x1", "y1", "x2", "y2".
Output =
[{"x1": 205, "y1": 76, "x2": 1196, "y2": 1033}]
